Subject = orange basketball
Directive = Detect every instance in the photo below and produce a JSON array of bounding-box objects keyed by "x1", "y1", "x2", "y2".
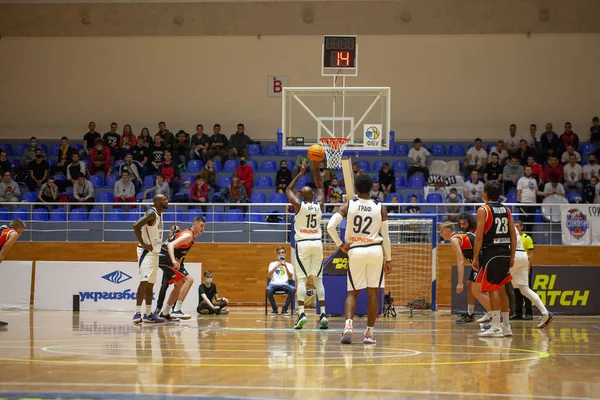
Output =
[{"x1": 307, "y1": 144, "x2": 325, "y2": 162}]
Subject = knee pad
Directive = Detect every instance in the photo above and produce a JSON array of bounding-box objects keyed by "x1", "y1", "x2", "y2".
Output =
[{"x1": 313, "y1": 276, "x2": 325, "y2": 300}]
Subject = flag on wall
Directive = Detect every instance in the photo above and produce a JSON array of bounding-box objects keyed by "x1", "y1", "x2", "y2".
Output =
[{"x1": 561, "y1": 205, "x2": 591, "y2": 245}]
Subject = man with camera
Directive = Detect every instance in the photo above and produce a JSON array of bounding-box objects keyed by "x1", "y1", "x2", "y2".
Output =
[{"x1": 266, "y1": 247, "x2": 296, "y2": 315}]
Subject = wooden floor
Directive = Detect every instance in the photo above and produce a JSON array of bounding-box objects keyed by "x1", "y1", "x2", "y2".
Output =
[{"x1": 0, "y1": 310, "x2": 599, "y2": 399}]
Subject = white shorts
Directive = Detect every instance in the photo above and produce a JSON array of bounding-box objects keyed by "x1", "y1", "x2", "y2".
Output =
[
  {"x1": 294, "y1": 240, "x2": 324, "y2": 278},
  {"x1": 509, "y1": 251, "x2": 530, "y2": 286},
  {"x1": 347, "y1": 244, "x2": 384, "y2": 291},
  {"x1": 137, "y1": 247, "x2": 159, "y2": 284}
]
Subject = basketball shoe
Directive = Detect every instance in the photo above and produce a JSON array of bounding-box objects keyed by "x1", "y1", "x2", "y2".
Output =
[
  {"x1": 133, "y1": 312, "x2": 142, "y2": 324},
  {"x1": 340, "y1": 322, "x2": 353, "y2": 344},
  {"x1": 363, "y1": 331, "x2": 376, "y2": 344},
  {"x1": 294, "y1": 313, "x2": 308, "y2": 330},
  {"x1": 537, "y1": 312, "x2": 555, "y2": 329},
  {"x1": 143, "y1": 314, "x2": 165, "y2": 323},
  {"x1": 319, "y1": 313, "x2": 329, "y2": 330},
  {"x1": 171, "y1": 310, "x2": 191, "y2": 320}
]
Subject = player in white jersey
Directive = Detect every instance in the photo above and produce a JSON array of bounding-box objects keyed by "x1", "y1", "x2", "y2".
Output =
[
  {"x1": 327, "y1": 174, "x2": 392, "y2": 344},
  {"x1": 286, "y1": 161, "x2": 328, "y2": 330},
  {"x1": 132, "y1": 194, "x2": 168, "y2": 324}
]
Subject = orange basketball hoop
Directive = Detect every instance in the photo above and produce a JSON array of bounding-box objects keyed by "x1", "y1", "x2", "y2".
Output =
[{"x1": 319, "y1": 138, "x2": 349, "y2": 169}]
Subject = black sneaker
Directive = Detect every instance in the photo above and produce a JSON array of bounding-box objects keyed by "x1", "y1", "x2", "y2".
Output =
[
  {"x1": 523, "y1": 314, "x2": 533, "y2": 320},
  {"x1": 281, "y1": 309, "x2": 289, "y2": 315},
  {"x1": 153, "y1": 307, "x2": 161, "y2": 316},
  {"x1": 319, "y1": 313, "x2": 329, "y2": 330},
  {"x1": 0, "y1": 320, "x2": 7, "y2": 326},
  {"x1": 294, "y1": 313, "x2": 307, "y2": 329},
  {"x1": 509, "y1": 314, "x2": 524, "y2": 321},
  {"x1": 455, "y1": 313, "x2": 475, "y2": 324},
  {"x1": 160, "y1": 313, "x2": 180, "y2": 321},
  {"x1": 271, "y1": 310, "x2": 279, "y2": 314}
]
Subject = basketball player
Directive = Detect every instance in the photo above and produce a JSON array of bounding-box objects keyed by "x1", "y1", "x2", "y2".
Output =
[
  {"x1": 157, "y1": 216, "x2": 205, "y2": 320},
  {"x1": 472, "y1": 181, "x2": 516, "y2": 337},
  {"x1": 154, "y1": 224, "x2": 182, "y2": 316},
  {"x1": 0, "y1": 219, "x2": 26, "y2": 327},
  {"x1": 133, "y1": 194, "x2": 168, "y2": 324},
  {"x1": 286, "y1": 161, "x2": 328, "y2": 330},
  {"x1": 327, "y1": 174, "x2": 392, "y2": 344},
  {"x1": 512, "y1": 220, "x2": 555, "y2": 328}
]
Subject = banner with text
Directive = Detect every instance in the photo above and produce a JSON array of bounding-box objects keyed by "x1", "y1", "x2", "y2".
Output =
[
  {"x1": 35, "y1": 262, "x2": 202, "y2": 312},
  {"x1": 560, "y1": 205, "x2": 592, "y2": 245},
  {"x1": 587, "y1": 205, "x2": 600, "y2": 245},
  {"x1": 0, "y1": 261, "x2": 32, "y2": 310}
]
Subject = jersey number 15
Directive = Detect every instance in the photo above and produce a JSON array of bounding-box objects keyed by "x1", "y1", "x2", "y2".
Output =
[{"x1": 305, "y1": 214, "x2": 318, "y2": 229}]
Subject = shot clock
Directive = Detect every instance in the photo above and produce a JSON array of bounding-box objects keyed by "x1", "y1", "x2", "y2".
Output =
[{"x1": 322, "y1": 35, "x2": 358, "y2": 76}]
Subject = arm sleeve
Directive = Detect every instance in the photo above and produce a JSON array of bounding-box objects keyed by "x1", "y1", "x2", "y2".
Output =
[
  {"x1": 380, "y1": 220, "x2": 392, "y2": 262},
  {"x1": 326, "y1": 213, "x2": 344, "y2": 247}
]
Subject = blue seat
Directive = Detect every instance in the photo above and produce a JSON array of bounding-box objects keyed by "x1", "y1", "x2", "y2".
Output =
[
  {"x1": 395, "y1": 176, "x2": 406, "y2": 189},
  {"x1": 372, "y1": 160, "x2": 386, "y2": 173},
  {"x1": 581, "y1": 143, "x2": 595, "y2": 157},
  {"x1": 48, "y1": 159, "x2": 57, "y2": 167},
  {"x1": 187, "y1": 160, "x2": 203, "y2": 173},
  {"x1": 223, "y1": 160, "x2": 239, "y2": 173},
  {"x1": 32, "y1": 208, "x2": 48, "y2": 222},
  {"x1": 50, "y1": 144, "x2": 61, "y2": 157},
  {"x1": 73, "y1": 144, "x2": 84, "y2": 153},
  {"x1": 0, "y1": 208, "x2": 10, "y2": 220},
  {"x1": 449, "y1": 144, "x2": 466, "y2": 157},
  {"x1": 126, "y1": 211, "x2": 141, "y2": 222},
  {"x1": 2, "y1": 144, "x2": 13, "y2": 156},
  {"x1": 295, "y1": 175, "x2": 309, "y2": 188},
  {"x1": 89, "y1": 175, "x2": 104, "y2": 188},
  {"x1": 185, "y1": 209, "x2": 204, "y2": 222},
  {"x1": 255, "y1": 175, "x2": 273, "y2": 189},
  {"x1": 143, "y1": 175, "x2": 155, "y2": 188},
  {"x1": 249, "y1": 212, "x2": 264, "y2": 223},
  {"x1": 54, "y1": 174, "x2": 66, "y2": 181},
  {"x1": 265, "y1": 144, "x2": 278, "y2": 156},
  {"x1": 567, "y1": 193, "x2": 583, "y2": 203},
  {"x1": 107, "y1": 208, "x2": 125, "y2": 221},
  {"x1": 407, "y1": 175, "x2": 426, "y2": 189},
  {"x1": 506, "y1": 193, "x2": 517, "y2": 203},
  {"x1": 114, "y1": 159, "x2": 126, "y2": 169},
  {"x1": 286, "y1": 160, "x2": 295, "y2": 170},
  {"x1": 174, "y1": 192, "x2": 189, "y2": 203},
  {"x1": 22, "y1": 191, "x2": 38, "y2": 202},
  {"x1": 270, "y1": 192, "x2": 287, "y2": 203},
  {"x1": 356, "y1": 160, "x2": 370, "y2": 172},
  {"x1": 219, "y1": 175, "x2": 232, "y2": 189},
  {"x1": 247, "y1": 160, "x2": 258, "y2": 171},
  {"x1": 105, "y1": 175, "x2": 118, "y2": 188},
  {"x1": 260, "y1": 160, "x2": 276, "y2": 172},
  {"x1": 430, "y1": 143, "x2": 446, "y2": 156},
  {"x1": 12, "y1": 208, "x2": 29, "y2": 221},
  {"x1": 394, "y1": 144, "x2": 409, "y2": 156},
  {"x1": 392, "y1": 160, "x2": 408, "y2": 173},
  {"x1": 162, "y1": 210, "x2": 180, "y2": 223},
  {"x1": 426, "y1": 193, "x2": 444, "y2": 203},
  {"x1": 247, "y1": 144, "x2": 262, "y2": 156},
  {"x1": 49, "y1": 208, "x2": 67, "y2": 221},
  {"x1": 12, "y1": 160, "x2": 21, "y2": 167},
  {"x1": 15, "y1": 144, "x2": 28, "y2": 156},
  {"x1": 213, "y1": 160, "x2": 222, "y2": 172},
  {"x1": 69, "y1": 208, "x2": 87, "y2": 222},
  {"x1": 205, "y1": 212, "x2": 223, "y2": 222},
  {"x1": 136, "y1": 192, "x2": 145, "y2": 201},
  {"x1": 39, "y1": 144, "x2": 48, "y2": 155},
  {"x1": 97, "y1": 192, "x2": 114, "y2": 203},
  {"x1": 225, "y1": 209, "x2": 244, "y2": 222},
  {"x1": 88, "y1": 208, "x2": 103, "y2": 221},
  {"x1": 385, "y1": 193, "x2": 402, "y2": 202},
  {"x1": 251, "y1": 192, "x2": 267, "y2": 203}
]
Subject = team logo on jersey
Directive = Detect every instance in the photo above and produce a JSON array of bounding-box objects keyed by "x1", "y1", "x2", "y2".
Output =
[
  {"x1": 566, "y1": 208, "x2": 589, "y2": 239},
  {"x1": 101, "y1": 270, "x2": 133, "y2": 284}
]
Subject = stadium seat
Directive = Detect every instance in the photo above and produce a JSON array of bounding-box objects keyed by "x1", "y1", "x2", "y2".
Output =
[
  {"x1": 449, "y1": 144, "x2": 466, "y2": 157},
  {"x1": 48, "y1": 159, "x2": 57, "y2": 167},
  {"x1": 219, "y1": 175, "x2": 232, "y2": 188},
  {"x1": 2, "y1": 144, "x2": 13, "y2": 156},
  {"x1": 430, "y1": 143, "x2": 446, "y2": 156},
  {"x1": 394, "y1": 143, "x2": 409, "y2": 156},
  {"x1": 270, "y1": 192, "x2": 286, "y2": 203},
  {"x1": 114, "y1": 159, "x2": 126, "y2": 169},
  {"x1": 284, "y1": 160, "x2": 295, "y2": 170},
  {"x1": 53, "y1": 174, "x2": 66, "y2": 181},
  {"x1": 69, "y1": 208, "x2": 87, "y2": 222},
  {"x1": 407, "y1": 175, "x2": 426, "y2": 189},
  {"x1": 39, "y1": 144, "x2": 48, "y2": 155},
  {"x1": 187, "y1": 160, "x2": 203, "y2": 173},
  {"x1": 136, "y1": 192, "x2": 145, "y2": 201},
  {"x1": 356, "y1": 160, "x2": 370, "y2": 172},
  {"x1": 580, "y1": 143, "x2": 595, "y2": 157},
  {"x1": 225, "y1": 209, "x2": 244, "y2": 222},
  {"x1": 162, "y1": 210, "x2": 180, "y2": 223},
  {"x1": 426, "y1": 193, "x2": 444, "y2": 203},
  {"x1": 15, "y1": 144, "x2": 27, "y2": 156},
  {"x1": 88, "y1": 208, "x2": 103, "y2": 221},
  {"x1": 89, "y1": 175, "x2": 104, "y2": 188},
  {"x1": 105, "y1": 175, "x2": 118, "y2": 188},
  {"x1": 247, "y1": 160, "x2": 258, "y2": 171},
  {"x1": 567, "y1": 193, "x2": 583, "y2": 203},
  {"x1": 73, "y1": 144, "x2": 84, "y2": 153},
  {"x1": 395, "y1": 176, "x2": 407, "y2": 189},
  {"x1": 205, "y1": 212, "x2": 223, "y2": 222},
  {"x1": 50, "y1": 144, "x2": 61, "y2": 157},
  {"x1": 185, "y1": 209, "x2": 204, "y2": 222},
  {"x1": 392, "y1": 160, "x2": 408, "y2": 173},
  {"x1": 294, "y1": 175, "x2": 309, "y2": 188},
  {"x1": 372, "y1": 160, "x2": 386, "y2": 173},
  {"x1": 49, "y1": 208, "x2": 67, "y2": 221},
  {"x1": 223, "y1": 160, "x2": 239, "y2": 173},
  {"x1": 213, "y1": 159, "x2": 222, "y2": 172},
  {"x1": 12, "y1": 160, "x2": 21, "y2": 167},
  {"x1": 174, "y1": 192, "x2": 189, "y2": 203},
  {"x1": 247, "y1": 144, "x2": 262, "y2": 156},
  {"x1": 249, "y1": 212, "x2": 264, "y2": 223},
  {"x1": 0, "y1": 208, "x2": 9, "y2": 220},
  {"x1": 97, "y1": 192, "x2": 114, "y2": 203},
  {"x1": 260, "y1": 160, "x2": 277, "y2": 172},
  {"x1": 265, "y1": 144, "x2": 278, "y2": 156},
  {"x1": 385, "y1": 193, "x2": 402, "y2": 202},
  {"x1": 22, "y1": 191, "x2": 38, "y2": 203},
  {"x1": 143, "y1": 175, "x2": 155, "y2": 188},
  {"x1": 12, "y1": 208, "x2": 29, "y2": 221},
  {"x1": 106, "y1": 208, "x2": 125, "y2": 222},
  {"x1": 250, "y1": 192, "x2": 267, "y2": 203},
  {"x1": 32, "y1": 208, "x2": 48, "y2": 222},
  {"x1": 126, "y1": 211, "x2": 141, "y2": 222},
  {"x1": 506, "y1": 192, "x2": 517, "y2": 203},
  {"x1": 255, "y1": 176, "x2": 273, "y2": 189}
]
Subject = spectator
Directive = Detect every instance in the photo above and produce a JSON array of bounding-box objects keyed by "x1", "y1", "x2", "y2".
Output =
[
  {"x1": 583, "y1": 155, "x2": 600, "y2": 182},
  {"x1": 326, "y1": 177, "x2": 344, "y2": 212},
  {"x1": 484, "y1": 153, "x2": 503, "y2": 184},
  {"x1": 369, "y1": 182, "x2": 384, "y2": 202},
  {"x1": 444, "y1": 187, "x2": 463, "y2": 222},
  {"x1": 83, "y1": 122, "x2": 101, "y2": 158},
  {"x1": 560, "y1": 122, "x2": 579, "y2": 152},
  {"x1": 583, "y1": 176, "x2": 598, "y2": 204},
  {"x1": 72, "y1": 173, "x2": 95, "y2": 209},
  {"x1": 143, "y1": 173, "x2": 171, "y2": 201},
  {"x1": 51, "y1": 136, "x2": 76, "y2": 176},
  {"x1": 517, "y1": 166, "x2": 542, "y2": 230},
  {"x1": 542, "y1": 179, "x2": 566, "y2": 198},
  {"x1": 114, "y1": 170, "x2": 136, "y2": 209},
  {"x1": 37, "y1": 176, "x2": 59, "y2": 209},
  {"x1": 464, "y1": 171, "x2": 484, "y2": 203},
  {"x1": 505, "y1": 124, "x2": 521, "y2": 156},
  {"x1": 404, "y1": 194, "x2": 421, "y2": 213},
  {"x1": 157, "y1": 121, "x2": 174, "y2": 151},
  {"x1": 527, "y1": 124, "x2": 542, "y2": 158},
  {"x1": 526, "y1": 156, "x2": 544, "y2": 185},
  {"x1": 0, "y1": 171, "x2": 20, "y2": 205},
  {"x1": 266, "y1": 247, "x2": 296, "y2": 314},
  {"x1": 351, "y1": 161, "x2": 364, "y2": 179},
  {"x1": 27, "y1": 148, "x2": 49, "y2": 191},
  {"x1": 488, "y1": 140, "x2": 508, "y2": 165},
  {"x1": 544, "y1": 155, "x2": 564, "y2": 184},
  {"x1": 62, "y1": 152, "x2": 86, "y2": 193},
  {"x1": 199, "y1": 159, "x2": 219, "y2": 193},
  {"x1": 590, "y1": 116, "x2": 600, "y2": 149},
  {"x1": 540, "y1": 122, "x2": 561, "y2": 161},
  {"x1": 119, "y1": 124, "x2": 136, "y2": 158},
  {"x1": 103, "y1": 122, "x2": 121, "y2": 159},
  {"x1": 158, "y1": 150, "x2": 181, "y2": 196},
  {"x1": 502, "y1": 156, "x2": 524, "y2": 194},
  {"x1": 139, "y1": 127, "x2": 151, "y2": 145},
  {"x1": 378, "y1": 162, "x2": 395, "y2": 195},
  {"x1": 236, "y1": 155, "x2": 253, "y2": 197},
  {"x1": 228, "y1": 123, "x2": 260, "y2": 159},
  {"x1": 517, "y1": 139, "x2": 535, "y2": 166},
  {"x1": 172, "y1": 130, "x2": 191, "y2": 169},
  {"x1": 118, "y1": 153, "x2": 142, "y2": 194},
  {"x1": 318, "y1": 160, "x2": 333, "y2": 193},
  {"x1": 276, "y1": 160, "x2": 292, "y2": 192},
  {"x1": 88, "y1": 138, "x2": 111, "y2": 178},
  {"x1": 149, "y1": 134, "x2": 166, "y2": 174},
  {"x1": 197, "y1": 270, "x2": 229, "y2": 315},
  {"x1": 464, "y1": 138, "x2": 488, "y2": 177},
  {"x1": 563, "y1": 154, "x2": 583, "y2": 196},
  {"x1": 407, "y1": 138, "x2": 432, "y2": 181},
  {"x1": 189, "y1": 175, "x2": 209, "y2": 213},
  {"x1": 0, "y1": 151, "x2": 13, "y2": 176},
  {"x1": 387, "y1": 194, "x2": 400, "y2": 214},
  {"x1": 221, "y1": 173, "x2": 249, "y2": 212},
  {"x1": 561, "y1": 145, "x2": 581, "y2": 164},
  {"x1": 131, "y1": 137, "x2": 150, "y2": 177},
  {"x1": 22, "y1": 136, "x2": 45, "y2": 166},
  {"x1": 207, "y1": 124, "x2": 229, "y2": 161},
  {"x1": 190, "y1": 124, "x2": 210, "y2": 164}
]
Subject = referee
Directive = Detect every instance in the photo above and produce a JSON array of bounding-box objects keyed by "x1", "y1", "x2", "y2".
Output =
[{"x1": 511, "y1": 220, "x2": 534, "y2": 320}]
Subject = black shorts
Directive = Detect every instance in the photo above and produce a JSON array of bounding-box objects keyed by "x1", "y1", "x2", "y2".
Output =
[
  {"x1": 468, "y1": 268, "x2": 478, "y2": 282},
  {"x1": 475, "y1": 246, "x2": 512, "y2": 292},
  {"x1": 159, "y1": 256, "x2": 188, "y2": 284}
]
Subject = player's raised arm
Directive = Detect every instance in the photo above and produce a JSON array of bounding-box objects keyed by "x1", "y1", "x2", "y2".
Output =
[
  {"x1": 313, "y1": 160, "x2": 325, "y2": 209},
  {"x1": 379, "y1": 204, "x2": 392, "y2": 275},
  {"x1": 472, "y1": 206, "x2": 486, "y2": 271},
  {"x1": 285, "y1": 162, "x2": 306, "y2": 213},
  {"x1": 327, "y1": 200, "x2": 348, "y2": 251},
  {"x1": 167, "y1": 231, "x2": 193, "y2": 269},
  {"x1": 133, "y1": 210, "x2": 156, "y2": 251}
]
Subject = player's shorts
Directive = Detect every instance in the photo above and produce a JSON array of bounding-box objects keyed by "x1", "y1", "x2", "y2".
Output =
[
  {"x1": 137, "y1": 247, "x2": 159, "y2": 284},
  {"x1": 475, "y1": 246, "x2": 512, "y2": 292},
  {"x1": 468, "y1": 268, "x2": 478, "y2": 282},
  {"x1": 509, "y1": 250, "x2": 530, "y2": 286},
  {"x1": 158, "y1": 253, "x2": 189, "y2": 285},
  {"x1": 347, "y1": 243, "x2": 384, "y2": 291},
  {"x1": 294, "y1": 239, "x2": 324, "y2": 278}
]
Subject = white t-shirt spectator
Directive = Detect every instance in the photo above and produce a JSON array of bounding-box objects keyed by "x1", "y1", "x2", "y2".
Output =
[
  {"x1": 561, "y1": 151, "x2": 582, "y2": 164},
  {"x1": 408, "y1": 147, "x2": 431, "y2": 166},
  {"x1": 505, "y1": 134, "x2": 521, "y2": 151},
  {"x1": 517, "y1": 176, "x2": 538, "y2": 203},
  {"x1": 464, "y1": 180, "x2": 484, "y2": 201},
  {"x1": 488, "y1": 146, "x2": 508, "y2": 164},
  {"x1": 543, "y1": 182, "x2": 565, "y2": 196},
  {"x1": 583, "y1": 164, "x2": 600, "y2": 180},
  {"x1": 563, "y1": 163, "x2": 583, "y2": 183},
  {"x1": 268, "y1": 261, "x2": 294, "y2": 285},
  {"x1": 466, "y1": 147, "x2": 488, "y2": 166}
]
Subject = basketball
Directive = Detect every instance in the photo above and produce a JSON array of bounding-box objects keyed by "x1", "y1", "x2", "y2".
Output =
[{"x1": 307, "y1": 144, "x2": 325, "y2": 162}]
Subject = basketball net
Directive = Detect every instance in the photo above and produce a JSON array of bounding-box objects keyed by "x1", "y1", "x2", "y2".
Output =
[{"x1": 319, "y1": 138, "x2": 349, "y2": 169}]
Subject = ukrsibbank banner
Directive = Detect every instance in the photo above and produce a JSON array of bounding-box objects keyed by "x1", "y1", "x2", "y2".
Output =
[
  {"x1": 34, "y1": 262, "x2": 202, "y2": 312},
  {"x1": 560, "y1": 205, "x2": 592, "y2": 245},
  {"x1": 588, "y1": 205, "x2": 600, "y2": 245},
  {"x1": 0, "y1": 261, "x2": 32, "y2": 310}
]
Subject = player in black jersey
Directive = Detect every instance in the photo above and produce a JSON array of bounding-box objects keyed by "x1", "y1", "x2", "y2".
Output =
[{"x1": 472, "y1": 181, "x2": 516, "y2": 337}]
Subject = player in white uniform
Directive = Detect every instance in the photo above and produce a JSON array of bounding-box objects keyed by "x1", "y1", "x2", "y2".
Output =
[
  {"x1": 286, "y1": 161, "x2": 328, "y2": 330},
  {"x1": 132, "y1": 194, "x2": 168, "y2": 323},
  {"x1": 327, "y1": 174, "x2": 392, "y2": 344}
]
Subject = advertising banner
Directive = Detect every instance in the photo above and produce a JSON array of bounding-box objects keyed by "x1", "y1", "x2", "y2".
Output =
[
  {"x1": 561, "y1": 205, "x2": 592, "y2": 245},
  {"x1": 0, "y1": 261, "x2": 32, "y2": 310}
]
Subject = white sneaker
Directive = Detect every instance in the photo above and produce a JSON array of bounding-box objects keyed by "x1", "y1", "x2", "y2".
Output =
[
  {"x1": 340, "y1": 325, "x2": 353, "y2": 344},
  {"x1": 501, "y1": 324, "x2": 513, "y2": 337},
  {"x1": 171, "y1": 310, "x2": 191, "y2": 320},
  {"x1": 363, "y1": 331, "x2": 376, "y2": 344},
  {"x1": 477, "y1": 312, "x2": 492, "y2": 323},
  {"x1": 478, "y1": 326, "x2": 504, "y2": 338},
  {"x1": 537, "y1": 312, "x2": 555, "y2": 329}
]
